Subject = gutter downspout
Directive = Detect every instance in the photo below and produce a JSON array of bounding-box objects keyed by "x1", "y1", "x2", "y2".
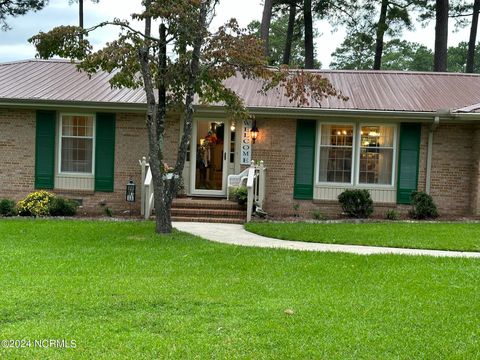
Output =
[{"x1": 426, "y1": 115, "x2": 440, "y2": 194}]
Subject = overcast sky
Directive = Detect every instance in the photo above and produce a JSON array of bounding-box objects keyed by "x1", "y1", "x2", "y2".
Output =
[{"x1": 0, "y1": 0, "x2": 471, "y2": 68}]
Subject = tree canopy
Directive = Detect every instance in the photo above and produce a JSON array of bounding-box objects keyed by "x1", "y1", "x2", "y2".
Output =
[{"x1": 0, "y1": 0, "x2": 48, "y2": 30}]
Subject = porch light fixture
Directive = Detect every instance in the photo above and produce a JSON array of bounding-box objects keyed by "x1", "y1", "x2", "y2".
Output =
[
  {"x1": 126, "y1": 180, "x2": 136, "y2": 202},
  {"x1": 250, "y1": 120, "x2": 259, "y2": 144},
  {"x1": 230, "y1": 122, "x2": 236, "y2": 132}
]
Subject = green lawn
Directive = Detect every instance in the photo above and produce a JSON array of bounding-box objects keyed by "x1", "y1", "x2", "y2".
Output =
[
  {"x1": 245, "y1": 222, "x2": 480, "y2": 252},
  {"x1": 0, "y1": 220, "x2": 479, "y2": 359}
]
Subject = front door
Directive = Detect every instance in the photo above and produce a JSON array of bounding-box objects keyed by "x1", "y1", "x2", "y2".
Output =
[{"x1": 190, "y1": 119, "x2": 232, "y2": 196}]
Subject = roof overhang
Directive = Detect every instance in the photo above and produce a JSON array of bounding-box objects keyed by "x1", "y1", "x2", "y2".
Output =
[{"x1": 1, "y1": 99, "x2": 479, "y2": 123}]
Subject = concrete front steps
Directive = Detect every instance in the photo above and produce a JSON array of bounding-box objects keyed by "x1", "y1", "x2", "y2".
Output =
[{"x1": 171, "y1": 198, "x2": 247, "y2": 224}]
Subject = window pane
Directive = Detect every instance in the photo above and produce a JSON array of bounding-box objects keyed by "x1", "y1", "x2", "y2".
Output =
[
  {"x1": 359, "y1": 148, "x2": 393, "y2": 185},
  {"x1": 360, "y1": 125, "x2": 394, "y2": 148},
  {"x1": 62, "y1": 115, "x2": 94, "y2": 137},
  {"x1": 319, "y1": 147, "x2": 353, "y2": 183},
  {"x1": 321, "y1": 125, "x2": 354, "y2": 146},
  {"x1": 61, "y1": 138, "x2": 93, "y2": 173}
]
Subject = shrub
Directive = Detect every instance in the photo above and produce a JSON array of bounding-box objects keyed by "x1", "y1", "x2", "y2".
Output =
[
  {"x1": 385, "y1": 209, "x2": 399, "y2": 221},
  {"x1": 409, "y1": 192, "x2": 438, "y2": 220},
  {"x1": 17, "y1": 191, "x2": 55, "y2": 217},
  {"x1": 338, "y1": 189, "x2": 374, "y2": 218},
  {"x1": 234, "y1": 186, "x2": 248, "y2": 206},
  {"x1": 0, "y1": 199, "x2": 16, "y2": 217},
  {"x1": 312, "y1": 210, "x2": 326, "y2": 221},
  {"x1": 49, "y1": 197, "x2": 78, "y2": 216}
]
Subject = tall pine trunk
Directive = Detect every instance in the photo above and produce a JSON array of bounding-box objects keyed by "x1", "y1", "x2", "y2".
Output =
[
  {"x1": 373, "y1": 0, "x2": 388, "y2": 70},
  {"x1": 78, "y1": 0, "x2": 84, "y2": 41},
  {"x1": 434, "y1": 0, "x2": 449, "y2": 72},
  {"x1": 261, "y1": 0, "x2": 274, "y2": 58},
  {"x1": 304, "y1": 0, "x2": 314, "y2": 69},
  {"x1": 283, "y1": 0, "x2": 297, "y2": 65},
  {"x1": 466, "y1": 0, "x2": 480, "y2": 73}
]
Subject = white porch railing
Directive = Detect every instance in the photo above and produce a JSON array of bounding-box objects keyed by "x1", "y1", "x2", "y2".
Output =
[
  {"x1": 246, "y1": 160, "x2": 266, "y2": 222},
  {"x1": 140, "y1": 157, "x2": 266, "y2": 222}
]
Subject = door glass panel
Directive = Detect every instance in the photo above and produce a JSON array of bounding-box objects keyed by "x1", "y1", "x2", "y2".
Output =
[{"x1": 195, "y1": 120, "x2": 225, "y2": 190}]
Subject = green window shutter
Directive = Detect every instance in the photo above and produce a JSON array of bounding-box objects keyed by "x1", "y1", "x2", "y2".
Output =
[
  {"x1": 95, "y1": 113, "x2": 116, "y2": 192},
  {"x1": 35, "y1": 110, "x2": 56, "y2": 189},
  {"x1": 294, "y1": 120, "x2": 316, "y2": 200},
  {"x1": 397, "y1": 123, "x2": 421, "y2": 204}
]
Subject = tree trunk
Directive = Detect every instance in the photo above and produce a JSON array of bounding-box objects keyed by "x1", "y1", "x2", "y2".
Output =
[
  {"x1": 283, "y1": 0, "x2": 297, "y2": 65},
  {"x1": 373, "y1": 0, "x2": 388, "y2": 70},
  {"x1": 434, "y1": 0, "x2": 449, "y2": 72},
  {"x1": 466, "y1": 0, "x2": 480, "y2": 73},
  {"x1": 260, "y1": 0, "x2": 274, "y2": 58},
  {"x1": 79, "y1": 0, "x2": 84, "y2": 41},
  {"x1": 304, "y1": 0, "x2": 314, "y2": 68}
]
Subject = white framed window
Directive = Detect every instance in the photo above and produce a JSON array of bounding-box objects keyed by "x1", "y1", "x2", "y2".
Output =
[
  {"x1": 318, "y1": 123, "x2": 355, "y2": 184},
  {"x1": 316, "y1": 122, "x2": 397, "y2": 188},
  {"x1": 58, "y1": 114, "x2": 95, "y2": 175},
  {"x1": 358, "y1": 125, "x2": 396, "y2": 186}
]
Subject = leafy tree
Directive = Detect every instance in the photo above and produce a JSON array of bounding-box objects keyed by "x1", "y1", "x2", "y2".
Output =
[
  {"x1": 331, "y1": 37, "x2": 433, "y2": 71},
  {"x1": 0, "y1": 0, "x2": 48, "y2": 30},
  {"x1": 30, "y1": 0, "x2": 346, "y2": 234},
  {"x1": 448, "y1": 40, "x2": 480, "y2": 71}
]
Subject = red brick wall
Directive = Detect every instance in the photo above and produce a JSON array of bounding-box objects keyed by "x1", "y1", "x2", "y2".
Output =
[
  {"x1": 428, "y1": 124, "x2": 476, "y2": 215},
  {"x1": 0, "y1": 109, "x2": 181, "y2": 214},
  {"x1": 0, "y1": 109, "x2": 36, "y2": 200}
]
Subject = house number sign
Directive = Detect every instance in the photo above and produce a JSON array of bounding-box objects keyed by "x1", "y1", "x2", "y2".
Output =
[{"x1": 240, "y1": 119, "x2": 252, "y2": 165}]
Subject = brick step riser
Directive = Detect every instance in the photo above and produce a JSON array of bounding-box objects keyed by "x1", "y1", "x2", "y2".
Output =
[
  {"x1": 173, "y1": 200, "x2": 244, "y2": 211},
  {"x1": 172, "y1": 216, "x2": 245, "y2": 224},
  {"x1": 171, "y1": 209, "x2": 246, "y2": 218}
]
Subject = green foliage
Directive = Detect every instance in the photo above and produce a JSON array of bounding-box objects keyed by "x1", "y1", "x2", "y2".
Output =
[
  {"x1": 385, "y1": 209, "x2": 400, "y2": 221},
  {"x1": 331, "y1": 38, "x2": 433, "y2": 71},
  {"x1": 247, "y1": 14, "x2": 321, "y2": 68},
  {"x1": 447, "y1": 41, "x2": 480, "y2": 73},
  {"x1": 409, "y1": 192, "x2": 439, "y2": 220},
  {"x1": 338, "y1": 189, "x2": 374, "y2": 218},
  {"x1": 104, "y1": 206, "x2": 114, "y2": 217},
  {"x1": 48, "y1": 197, "x2": 78, "y2": 217},
  {"x1": 312, "y1": 209, "x2": 326, "y2": 220},
  {"x1": 234, "y1": 186, "x2": 248, "y2": 206},
  {"x1": 17, "y1": 191, "x2": 55, "y2": 217},
  {"x1": 0, "y1": 199, "x2": 16, "y2": 217},
  {"x1": 0, "y1": 0, "x2": 47, "y2": 30}
]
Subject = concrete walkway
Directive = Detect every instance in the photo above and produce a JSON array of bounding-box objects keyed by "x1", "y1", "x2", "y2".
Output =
[{"x1": 173, "y1": 222, "x2": 480, "y2": 258}]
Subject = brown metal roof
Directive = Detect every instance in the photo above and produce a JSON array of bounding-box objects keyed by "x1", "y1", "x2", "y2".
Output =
[{"x1": 2, "y1": 59, "x2": 480, "y2": 113}]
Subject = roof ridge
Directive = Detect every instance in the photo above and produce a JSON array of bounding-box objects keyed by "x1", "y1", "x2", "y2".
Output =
[
  {"x1": 294, "y1": 68, "x2": 480, "y2": 77},
  {"x1": 0, "y1": 59, "x2": 77, "y2": 67}
]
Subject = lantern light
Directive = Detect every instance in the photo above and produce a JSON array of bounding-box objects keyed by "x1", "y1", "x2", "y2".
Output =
[
  {"x1": 126, "y1": 180, "x2": 136, "y2": 202},
  {"x1": 250, "y1": 120, "x2": 259, "y2": 144}
]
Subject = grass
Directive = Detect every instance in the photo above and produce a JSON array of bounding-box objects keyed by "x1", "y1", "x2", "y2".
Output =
[
  {"x1": 245, "y1": 221, "x2": 480, "y2": 252},
  {"x1": 0, "y1": 219, "x2": 479, "y2": 359}
]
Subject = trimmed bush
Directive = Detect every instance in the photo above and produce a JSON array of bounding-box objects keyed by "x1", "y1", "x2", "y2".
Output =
[
  {"x1": 385, "y1": 209, "x2": 399, "y2": 221},
  {"x1": 338, "y1": 189, "x2": 374, "y2": 218},
  {"x1": 17, "y1": 191, "x2": 55, "y2": 217},
  {"x1": 234, "y1": 186, "x2": 248, "y2": 206},
  {"x1": 409, "y1": 192, "x2": 439, "y2": 220},
  {"x1": 49, "y1": 197, "x2": 78, "y2": 216},
  {"x1": 0, "y1": 199, "x2": 16, "y2": 217}
]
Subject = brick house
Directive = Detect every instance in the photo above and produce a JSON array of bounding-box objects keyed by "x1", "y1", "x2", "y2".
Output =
[{"x1": 1, "y1": 59, "x2": 480, "y2": 220}]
